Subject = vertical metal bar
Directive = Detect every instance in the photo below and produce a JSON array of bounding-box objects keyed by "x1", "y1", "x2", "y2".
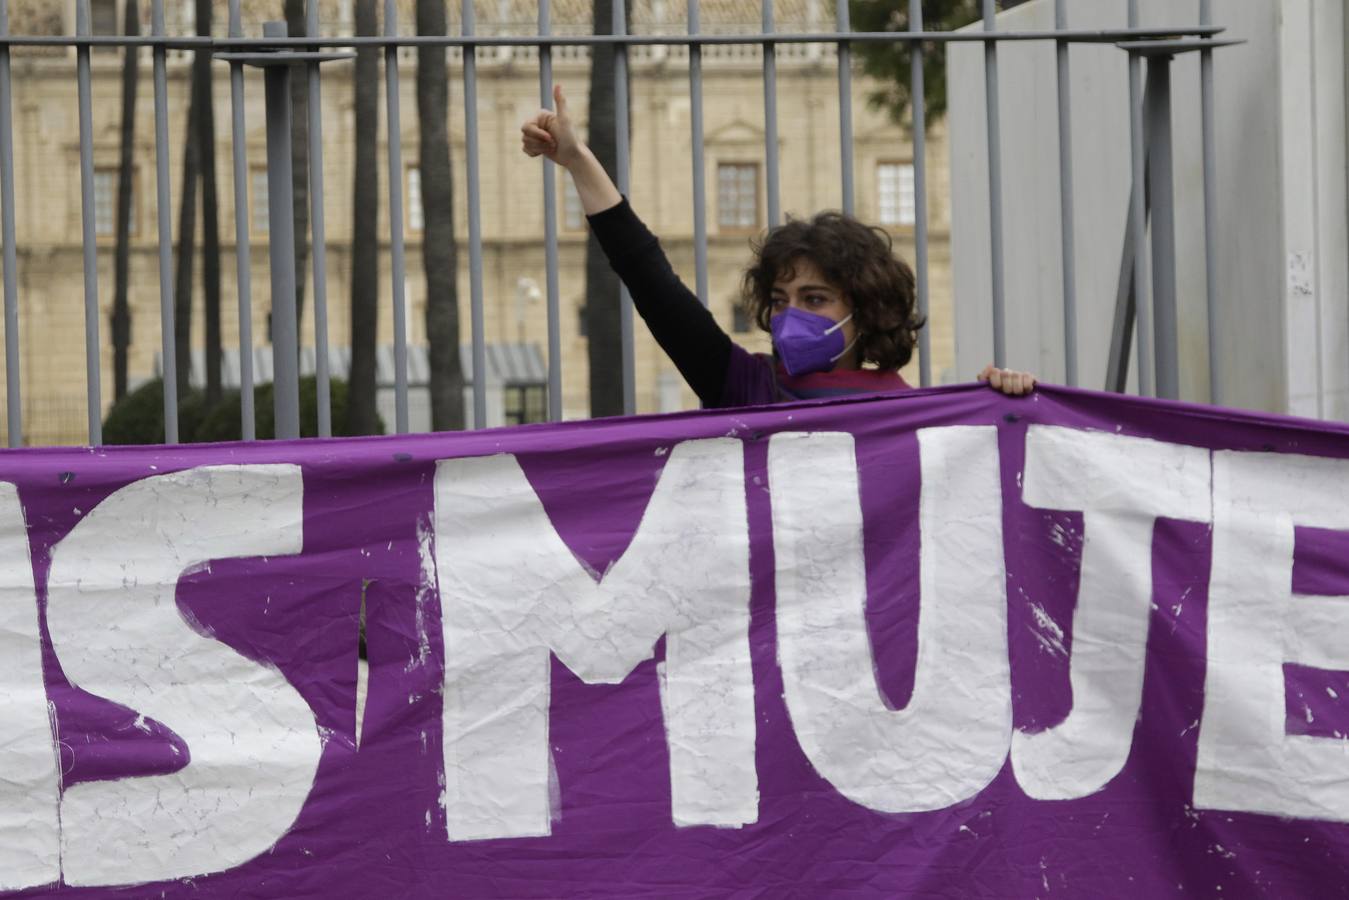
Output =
[
  {"x1": 1105, "y1": 173, "x2": 1143, "y2": 393},
  {"x1": 1055, "y1": 0, "x2": 1078, "y2": 386},
  {"x1": 688, "y1": 0, "x2": 708, "y2": 306},
  {"x1": 75, "y1": 0, "x2": 103, "y2": 446},
  {"x1": 0, "y1": 0, "x2": 21, "y2": 446},
  {"x1": 836, "y1": 0, "x2": 854, "y2": 215},
  {"x1": 1199, "y1": 0, "x2": 1220, "y2": 404},
  {"x1": 982, "y1": 0, "x2": 1006, "y2": 368},
  {"x1": 909, "y1": 0, "x2": 930, "y2": 387},
  {"x1": 228, "y1": 0, "x2": 255, "y2": 439},
  {"x1": 613, "y1": 0, "x2": 635, "y2": 415},
  {"x1": 1145, "y1": 56, "x2": 1178, "y2": 400},
  {"x1": 460, "y1": 0, "x2": 485, "y2": 429},
  {"x1": 385, "y1": 0, "x2": 410, "y2": 433},
  {"x1": 263, "y1": 21, "x2": 301, "y2": 440},
  {"x1": 151, "y1": 0, "x2": 179, "y2": 443},
  {"x1": 539, "y1": 0, "x2": 562, "y2": 420},
  {"x1": 762, "y1": 0, "x2": 780, "y2": 228},
  {"x1": 307, "y1": 0, "x2": 332, "y2": 436},
  {"x1": 1127, "y1": 2, "x2": 1153, "y2": 396}
]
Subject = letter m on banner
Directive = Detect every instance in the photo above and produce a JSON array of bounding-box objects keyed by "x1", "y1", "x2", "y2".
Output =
[{"x1": 433, "y1": 439, "x2": 757, "y2": 841}]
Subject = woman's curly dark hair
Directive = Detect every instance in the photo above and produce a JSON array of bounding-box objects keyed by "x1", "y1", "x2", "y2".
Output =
[{"x1": 742, "y1": 212, "x2": 924, "y2": 371}]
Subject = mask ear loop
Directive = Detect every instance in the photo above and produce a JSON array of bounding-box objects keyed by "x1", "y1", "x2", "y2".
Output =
[
  {"x1": 826, "y1": 314, "x2": 859, "y2": 364},
  {"x1": 823, "y1": 313, "x2": 853, "y2": 336},
  {"x1": 830, "y1": 333, "x2": 861, "y2": 364}
]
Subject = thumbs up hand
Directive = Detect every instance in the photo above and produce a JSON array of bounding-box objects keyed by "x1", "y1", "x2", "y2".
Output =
[{"x1": 521, "y1": 84, "x2": 584, "y2": 169}]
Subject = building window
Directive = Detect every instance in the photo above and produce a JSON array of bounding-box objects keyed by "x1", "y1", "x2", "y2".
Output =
[
  {"x1": 407, "y1": 165, "x2": 423, "y2": 232},
  {"x1": 250, "y1": 168, "x2": 269, "y2": 236},
  {"x1": 93, "y1": 167, "x2": 135, "y2": 237},
  {"x1": 504, "y1": 384, "x2": 547, "y2": 426},
  {"x1": 877, "y1": 162, "x2": 916, "y2": 226},
  {"x1": 717, "y1": 162, "x2": 759, "y2": 230},
  {"x1": 563, "y1": 179, "x2": 584, "y2": 230}
]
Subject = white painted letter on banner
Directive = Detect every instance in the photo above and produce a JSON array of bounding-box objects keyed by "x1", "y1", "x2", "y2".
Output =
[
  {"x1": 1012, "y1": 426, "x2": 1210, "y2": 800},
  {"x1": 0, "y1": 482, "x2": 59, "y2": 891},
  {"x1": 1197, "y1": 450, "x2": 1349, "y2": 822},
  {"x1": 435, "y1": 438, "x2": 756, "y2": 842},
  {"x1": 46, "y1": 465, "x2": 320, "y2": 886},
  {"x1": 770, "y1": 427, "x2": 1009, "y2": 812}
]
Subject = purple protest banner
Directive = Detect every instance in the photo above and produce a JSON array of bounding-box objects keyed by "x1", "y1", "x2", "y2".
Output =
[{"x1": 2, "y1": 384, "x2": 1349, "y2": 897}]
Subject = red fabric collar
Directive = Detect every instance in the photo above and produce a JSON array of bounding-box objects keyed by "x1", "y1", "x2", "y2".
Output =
[{"x1": 774, "y1": 362, "x2": 910, "y2": 394}]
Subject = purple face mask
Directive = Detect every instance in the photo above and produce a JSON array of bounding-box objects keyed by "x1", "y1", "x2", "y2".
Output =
[{"x1": 770, "y1": 308, "x2": 856, "y2": 376}]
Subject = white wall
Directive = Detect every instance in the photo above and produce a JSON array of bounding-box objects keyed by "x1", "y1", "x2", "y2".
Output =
[{"x1": 947, "y1": 0, "x2": 1348, "y2": 417}]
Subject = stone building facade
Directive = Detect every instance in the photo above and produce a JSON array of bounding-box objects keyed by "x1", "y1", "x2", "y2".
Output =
[{"x1": 5, "y1": 0, "x2": 952, "y2": 444}]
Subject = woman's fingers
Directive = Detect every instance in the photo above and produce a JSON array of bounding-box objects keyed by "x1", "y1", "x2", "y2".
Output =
[
  {"x1": 522, "y1": 122, "x2": 555, "y2": 145},
  {"x1": 976, "y1": 364, "x2": 1036, "y2": 395},
  {"x1": 553, "y1": 83, "x2": 567, "y2": 116}
]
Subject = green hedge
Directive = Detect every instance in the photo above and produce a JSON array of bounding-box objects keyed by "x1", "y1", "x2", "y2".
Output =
[{"x1": 103, "y1": 376, "x2": 384, "y2": 445}]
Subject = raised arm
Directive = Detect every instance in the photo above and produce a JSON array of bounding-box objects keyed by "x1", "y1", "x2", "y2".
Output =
[{"x1": 521, "y1": 86, "x2": 734, "y2": 407}]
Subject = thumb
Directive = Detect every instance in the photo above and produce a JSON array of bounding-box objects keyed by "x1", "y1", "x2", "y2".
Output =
[{"x1": 553, "y1": 83, "x2": 567, "y2": 116}]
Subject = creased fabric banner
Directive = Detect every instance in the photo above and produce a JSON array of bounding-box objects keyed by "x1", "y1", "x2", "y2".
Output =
[{"x1": 3, "y1": 385, "x2": 1349, "y2": 898}]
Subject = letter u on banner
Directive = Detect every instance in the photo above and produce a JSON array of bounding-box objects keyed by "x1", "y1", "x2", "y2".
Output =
[
  {"x1": 434, "y1": 438, "x2": 756, "y2": 842},
  {"x1": 769, "y1": 427, "x2": 1010, "y2": 812}
]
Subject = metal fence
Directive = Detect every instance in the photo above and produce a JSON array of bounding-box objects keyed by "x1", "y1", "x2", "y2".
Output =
[{"x1": 0, "y1": 0, "x2": 1232, "y2": 448}]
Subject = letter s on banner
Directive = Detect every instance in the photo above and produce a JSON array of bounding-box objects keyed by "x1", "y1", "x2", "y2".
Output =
[
  {"x1": 770, "y1": 427, "x2": 1010, "y2": 812},
  {"x1": 1197, "y1": 451, "x2": 1349, "y2": 821},
  {"x1": 46, "y1": 465, "x2": 321, "y2": 887},
  {"x1": 0, "y1": 483, "x2": 60, "y2": 891},
  {"x1": 1013, "y1": 427, "x2": 1210, "y2": 799},
  {"x1": 435, "y1": 439, "x2": 756, "y2": 842}
]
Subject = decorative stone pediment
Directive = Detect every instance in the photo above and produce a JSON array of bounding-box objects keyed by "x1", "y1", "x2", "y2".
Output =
[{"x1": 704, "y1": 119, "x2": 764, "y2": 146}]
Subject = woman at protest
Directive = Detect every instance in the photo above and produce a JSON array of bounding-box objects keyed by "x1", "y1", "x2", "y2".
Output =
[{"x1": 520, "y1": 85, "x2": 1035, "y2": 408}]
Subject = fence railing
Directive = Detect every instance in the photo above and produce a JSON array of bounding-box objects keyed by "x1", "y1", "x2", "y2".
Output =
[{"x1": 0, "y1": 0, "x2": 1232, "y2": 447}]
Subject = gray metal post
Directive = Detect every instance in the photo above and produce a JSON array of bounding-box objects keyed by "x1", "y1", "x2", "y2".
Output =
[
  {"x1": 385, "y1": 0, "x2": 410, "y2": 433},
  {"x1": 1105, "y1": 183, "x2": 1139, "y2": 393},
  {"x1": 983, "y1": 0, "x2": 1006, "y2": 368},
  {"x1": 1199, "y1": 0, "x2": 1220, "y2": 404},
  {"x1": 539, "y1": 0, "x2": 563, "y2": 419},
  {"x1": 152, "y1": 0, "x2": 178, "y2": 442},
  {"x1": 689, "y1": 0, "x2": 709, "y2": 305},
  {"x1": 614, "y1": 0, "x2": 635, "y2": 415},
  {"x1": 762, "y1": 0, "x2": 781, "y2": 228},
  {"x1": 227, "y1": 0, "x2": 256, "y2": 440},
  {"x1": 307, "y1": 0, "x2": 332, "y2": 437},
  {"x1": 1126, "y1": 0, "x2": 1153, "y2": 396},
  {"x1": 263, "y1": 21, "x2": 301, "y2": 440},
  {"x1": 1144, "y1": 55, "x2": 1178, "y2": 400},
  {"x1": 910, "y1": 0, "x2": 930, "y2": 386},
  {"x1": 0, "y1": 0, "x2": 20, "y2": 446},
  {"x1": 1055, "y1": 0, "x2": 1078, "y2": 386},
  {"x1": 75, "y1": 0, "x2": 102, "y2": 446},
  {"x1": 460, "y1": 0, "x2": 485, "y2": 429},
  {"x1": 836, "y1": 0, "x2": 854, "y2": 215}
]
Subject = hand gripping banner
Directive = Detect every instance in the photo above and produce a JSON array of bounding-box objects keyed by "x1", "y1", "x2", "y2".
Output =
[{"x1": 2, "y1": 385, "x2": 1349, "y2": 897}]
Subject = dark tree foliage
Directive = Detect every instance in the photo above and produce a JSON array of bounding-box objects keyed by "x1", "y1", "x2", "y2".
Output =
[
  {"x1": 111, "y1": 0, "x2": 138, "y2": 400},
  {"x1": 584, "y1": 0, "x2": 626, "y2": 418},
  {"x1": 104, "y1": 377, "x2": 381, "y2": 444},
  {"x1": 284, "y1": 0, "x2": 310, "y2": 336},
  {"x1": 416, "y1": 0, "x2": 465, "y2": 431},
  {"x1": 345, "y1": 0, "x2": 381, "y2": 436},
  {"x1": 848, "y1": 0, "x2": 981, "y2": 128},
  {"x1": 198, "y1": 0, "x2": 221, "y2": 405}
]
